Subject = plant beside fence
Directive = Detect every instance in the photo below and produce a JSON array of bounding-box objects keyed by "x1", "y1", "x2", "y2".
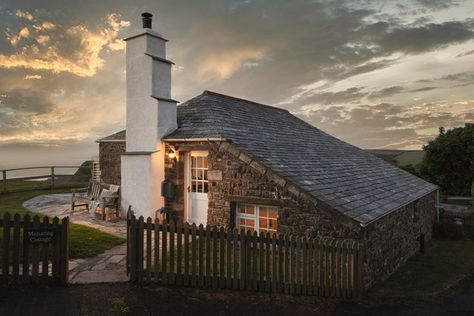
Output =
[
  {"x1": 127, "y1": 211, "x2": 363, "y2": 298},
  {"x1": 0, "y1": 213, "x2": 69, "y2": 285}
]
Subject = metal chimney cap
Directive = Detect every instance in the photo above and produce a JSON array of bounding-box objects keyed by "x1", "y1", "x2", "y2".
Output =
[{"x1": 142, "y1": 12, "x2": 153, "y2": 29}]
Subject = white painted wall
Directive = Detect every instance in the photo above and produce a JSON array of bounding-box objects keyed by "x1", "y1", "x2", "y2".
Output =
[
  {"x1": 121, "y1": 147, "x2": 165, "y2": 218},
  {"x1": 121, "y1": 26, "x2": 177, "y2": 217}
]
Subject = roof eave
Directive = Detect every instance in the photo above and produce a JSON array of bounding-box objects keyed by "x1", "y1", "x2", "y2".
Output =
[{"x1": 358, "y1": 186, "x2": 439, "y2": 227}]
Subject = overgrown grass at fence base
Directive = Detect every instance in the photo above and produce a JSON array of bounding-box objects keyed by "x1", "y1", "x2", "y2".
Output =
[{"x1": 127, "y1": 212, "x2": 363, "y2": 298}]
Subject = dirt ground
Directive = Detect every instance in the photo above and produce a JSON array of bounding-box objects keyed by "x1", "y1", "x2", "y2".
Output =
[{"x1": 1, "y1": 278, "x2": 474, "y2": 316}]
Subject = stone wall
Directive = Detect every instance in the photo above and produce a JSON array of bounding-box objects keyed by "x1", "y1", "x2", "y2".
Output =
[
  {"x1": 164, "y1": 143, "x2": 185, "y2": 220},
  {"x1": 101, "y1": 138, "x2": 437, "y2": 289},
  {"x1": 99, "y1": 141, "x2": 126, "y2": 185},
  {"x1": 362, "y1": 191, "x2": 437, "y2": 288},
  {"x1": 205, "y1": 142, "x2": 361, "y2": 238}
]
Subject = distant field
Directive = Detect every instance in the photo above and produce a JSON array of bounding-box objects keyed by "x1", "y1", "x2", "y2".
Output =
[{"x1": 366, "y1": 149, "x2": 425, "y2": 166}]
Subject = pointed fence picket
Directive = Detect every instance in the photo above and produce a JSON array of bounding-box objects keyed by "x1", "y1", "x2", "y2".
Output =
[
  {"x1": 0, "y1": 212, "x2": 69, "y2": 286},
  {"x1": 127, "y1": 210, "x2": 363, "y2": 298}
]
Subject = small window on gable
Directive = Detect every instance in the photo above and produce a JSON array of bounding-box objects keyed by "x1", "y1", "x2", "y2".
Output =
[{"x1": 236, "y1": 204, "x2": 278, "y2": 235}]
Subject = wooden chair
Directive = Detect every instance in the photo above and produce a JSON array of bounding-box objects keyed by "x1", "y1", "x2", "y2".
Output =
[{"x1": 71, "y1": 180, "x2": 105, "y2": 211}]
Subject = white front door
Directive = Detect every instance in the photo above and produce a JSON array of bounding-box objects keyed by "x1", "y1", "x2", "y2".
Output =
[{"x1": 186, "y1": 151, "x2": 209, "y2": 225}]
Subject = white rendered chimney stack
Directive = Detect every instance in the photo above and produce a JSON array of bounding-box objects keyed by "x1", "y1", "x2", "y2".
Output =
[{"x1": 121, "y1": 13, "x2": 177, "y2": 217}]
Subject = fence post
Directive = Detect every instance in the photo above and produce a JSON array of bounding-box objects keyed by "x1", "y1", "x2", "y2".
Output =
[
  {"x1": 2, "y1": 170, "x2": 6, "y2": 193},
  {"x1": 357, "y1": 240, "x2": 365, "y2": 295},
  {"x1": 50, "y1": 167, "x2": 55, "y2": 189},
  {"x1": 128, "y1": 213, "x2": 137, "y2": 282},
  {"x1": 60, "y1": 217, "x2": 69, "y2": 284}
]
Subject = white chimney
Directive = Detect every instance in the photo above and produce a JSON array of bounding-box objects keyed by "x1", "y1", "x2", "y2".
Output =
[{"x1": 121, "y1": 13, "x2": 177, "y2": 217}]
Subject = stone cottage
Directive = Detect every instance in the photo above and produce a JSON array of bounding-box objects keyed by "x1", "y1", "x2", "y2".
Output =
[{"x1": 97, "y1": 13, "x2": 438, "y2": 288}]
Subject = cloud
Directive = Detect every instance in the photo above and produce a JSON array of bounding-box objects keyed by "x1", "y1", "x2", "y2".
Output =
[
  {"x1": 0, "y1": 13, "x2": 130, "y2": 77},
  {"x1": 300, "y1": 101, "x2": 474, "y2": 149},
  {"x1": 413, "y1": 0, "x2": 460, "y2": 10},
  {"x1": 374, "y1": 21, "x2": 474, "y2": 54},
  {"x1": 440, "y1": 71, "x2": 474, "y2": 82},
  {"x1": 368, "y1": 86, "x2": 405, "y2": 100},
  {"x1": 6, "y1": 27, "x2": 30, "y2": 46},
  {"x1": 15, "y1": 10, "x2": 33, "y2": 21},
  {"x1": 24, "y1": 74, "x2": 42, "y2": 80},
  {"x1": 0, "y1": 88, "x2": 54, "y2": 114}
]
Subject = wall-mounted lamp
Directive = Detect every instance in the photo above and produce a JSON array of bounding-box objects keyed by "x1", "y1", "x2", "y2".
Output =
[{"x1": 168, "y1": 151, "x2": 176, "y2": 159}]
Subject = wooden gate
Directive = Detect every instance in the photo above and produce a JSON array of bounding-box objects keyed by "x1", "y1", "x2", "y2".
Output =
[
  {"x1": 127, "y1": 211, "x2": 363, "y2": 297},
  {"x1": 0, "y1": 213, "x2": 69, "y2": 285}
]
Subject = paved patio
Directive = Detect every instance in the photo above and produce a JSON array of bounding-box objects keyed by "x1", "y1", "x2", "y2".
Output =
[{"x1": 23, "y1": 193, "x2": 128, "y2": 283}]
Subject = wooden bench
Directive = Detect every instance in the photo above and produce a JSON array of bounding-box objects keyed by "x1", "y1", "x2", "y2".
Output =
[{"x1": 71, "y1": 181, "x2": 120, "y2": 220}]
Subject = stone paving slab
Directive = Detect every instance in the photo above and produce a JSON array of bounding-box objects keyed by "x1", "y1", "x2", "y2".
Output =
[
  {"x1": 23, "y1": 193, "x2": 127, "y2": 238},
  {"x1": 23, "y1": 193, "x2": 128, "y2": 284}
]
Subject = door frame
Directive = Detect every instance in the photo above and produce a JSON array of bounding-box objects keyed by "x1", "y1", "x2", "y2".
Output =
[{"x1": 184, "y1": 150, "x2": 209, "y2": 223}]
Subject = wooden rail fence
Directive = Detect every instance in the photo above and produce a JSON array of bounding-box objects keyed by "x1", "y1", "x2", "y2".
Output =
[
  {"x1": 0, "y1": 213, "x2": 69, "y2": 285},
  {"x1": 127, "y1": 211, "x2": 363, "y2": 297},
  {"x1": 1, "y1": 165, "x2": 92, "y2": 194}
]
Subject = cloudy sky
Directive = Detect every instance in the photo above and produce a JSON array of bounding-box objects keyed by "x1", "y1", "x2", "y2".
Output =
[{"x1": 1, "y1": 0, "x2": 474, "y2": 166}]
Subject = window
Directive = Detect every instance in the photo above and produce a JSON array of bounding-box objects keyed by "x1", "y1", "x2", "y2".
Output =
[
  {"x1": 236, "y1": 204, "x2": 278, "y2": 234},
  {"x1": 191, "y1": 155, "x2": 208, "y2": 193}
]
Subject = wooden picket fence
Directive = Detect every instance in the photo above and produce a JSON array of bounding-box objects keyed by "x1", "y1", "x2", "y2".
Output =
[
  {"x1": 0, "y1": 213, "x2": 69, "y2": 285},
  {"x1": 127, "y1": 211, "x2": 363, "y2": 297}
]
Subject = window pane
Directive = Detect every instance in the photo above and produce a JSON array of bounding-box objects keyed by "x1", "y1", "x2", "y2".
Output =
[
  {"x1": 203, "y1": 157, "x2": 208, "y2": 168},
  {"x1": 259, "y1": 207, "x2": 268, "y2": 218},
  {"x1": 269, "y1": 219, "x2": 277, "y2": 230},
  {"x1": 192, "y1": 181, "x2": 197, "y2": 192},
  {"x1": 238, "y1": 206, "x2": 246, "y2": 214},
  {"x1": 246, "y1": 205, "x2": 255, "y2": 215},
  {"x1": 203, "y1": 181, "x2": 208, "y2": 193},
  {"x1": 203, "y1": 170, "x2": 208, "y2": 181},
  {"x1": 259, "y1": 218, "x2": 268, "y2": 230},
  {"x1": 268, "y1": 209, "x2": 278, "y2": 219}
]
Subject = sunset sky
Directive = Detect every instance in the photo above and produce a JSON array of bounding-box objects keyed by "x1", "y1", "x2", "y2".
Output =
[{"x1": 1, "y1": 0, "x2": 474, "y2": 167}]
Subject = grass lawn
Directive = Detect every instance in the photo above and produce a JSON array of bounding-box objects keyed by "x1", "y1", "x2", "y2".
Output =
[
  {"x1": 369, "y1": 239, "x2": 474, "y2": 297},
  {"x1": 0, "y1": 190, "x2": 124, "y2": 259}
]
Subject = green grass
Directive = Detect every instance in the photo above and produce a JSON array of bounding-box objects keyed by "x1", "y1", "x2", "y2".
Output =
[
  {"x1": 369, "y1": 239, "x2": 474, "y2": 297},
  {"x1": 366, "y1": 149, "x2": 425, "y2": 167},
  {"x1": 2, "y1": 177, "x2": 89, "y2": 193},
  {"x1": 0, "y1": 190, "x2": 124, "y2": 259}
]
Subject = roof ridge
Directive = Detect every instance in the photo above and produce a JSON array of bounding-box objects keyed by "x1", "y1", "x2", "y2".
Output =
[{"x1": 203, "y1": 90, "x2": 289, "y2": 113}]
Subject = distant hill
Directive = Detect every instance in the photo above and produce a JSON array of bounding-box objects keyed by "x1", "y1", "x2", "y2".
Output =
[{"x1": 365, "y1": 149, "x2": 425, "y2": 166}]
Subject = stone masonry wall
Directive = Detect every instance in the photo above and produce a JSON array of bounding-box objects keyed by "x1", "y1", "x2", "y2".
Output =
[
  {"x1": 206, "y1": 142, "x2": 361, "y2": 238},
  {"x1": 102, "y1": 138, "x2": 437, "y2": 289},
  {"x1": 164, "y1": 143, "x2": 185, "y2": 220},
  {"x1": 99, "y1": 141, "x2": 126, "y2": 185},
  {"x1": 362, "y1": 191, "x2": 437, "y2": 289}
]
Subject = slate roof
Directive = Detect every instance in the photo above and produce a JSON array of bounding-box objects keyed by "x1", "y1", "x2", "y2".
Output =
[
  {"x1": 166, "y1": 91, "x2": 438, "y2": 225},
  {"x1": 101, "y1": 90, "x2": 438, "y2": 225},
  {"x1": 96, "y1": 130, "x2": 126, "y2": 142}
]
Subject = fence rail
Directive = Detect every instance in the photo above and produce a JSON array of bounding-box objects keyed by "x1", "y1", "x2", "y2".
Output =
[
  {"x1": 1, "y1": 165, "x2": 92, "y2": 194},
  {"x1": 127, "y1": 211, "x2": 363, "y2": 297},
  {"x1": 0, "y1": 213, "x2": 69, "y2": 285}
]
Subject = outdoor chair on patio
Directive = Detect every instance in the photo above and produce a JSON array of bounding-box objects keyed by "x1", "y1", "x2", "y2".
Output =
[
  {"x1": 89, "y1": 184, "x2": 121, "y2": 220},
  {"x1": 71, "y1": 180, "x2": 106, "y2": 211}
]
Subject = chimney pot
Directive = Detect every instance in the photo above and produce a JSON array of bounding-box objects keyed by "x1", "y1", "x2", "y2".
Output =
[{"x1": 142, "y1": 12, "x2": 153, "y2": 29}]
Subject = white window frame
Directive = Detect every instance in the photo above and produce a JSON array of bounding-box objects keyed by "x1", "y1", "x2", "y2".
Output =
[{"x1": 236, "y1": 203, "x2": 278, "y2": 235}]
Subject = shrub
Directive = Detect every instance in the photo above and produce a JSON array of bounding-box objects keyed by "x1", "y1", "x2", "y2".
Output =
[
  {"x1": 433, "y1": 221, "x2": 464, "y2": 240},
  {"x1": 471, "y1": 180, "x2": 474, "y2": 206}
]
